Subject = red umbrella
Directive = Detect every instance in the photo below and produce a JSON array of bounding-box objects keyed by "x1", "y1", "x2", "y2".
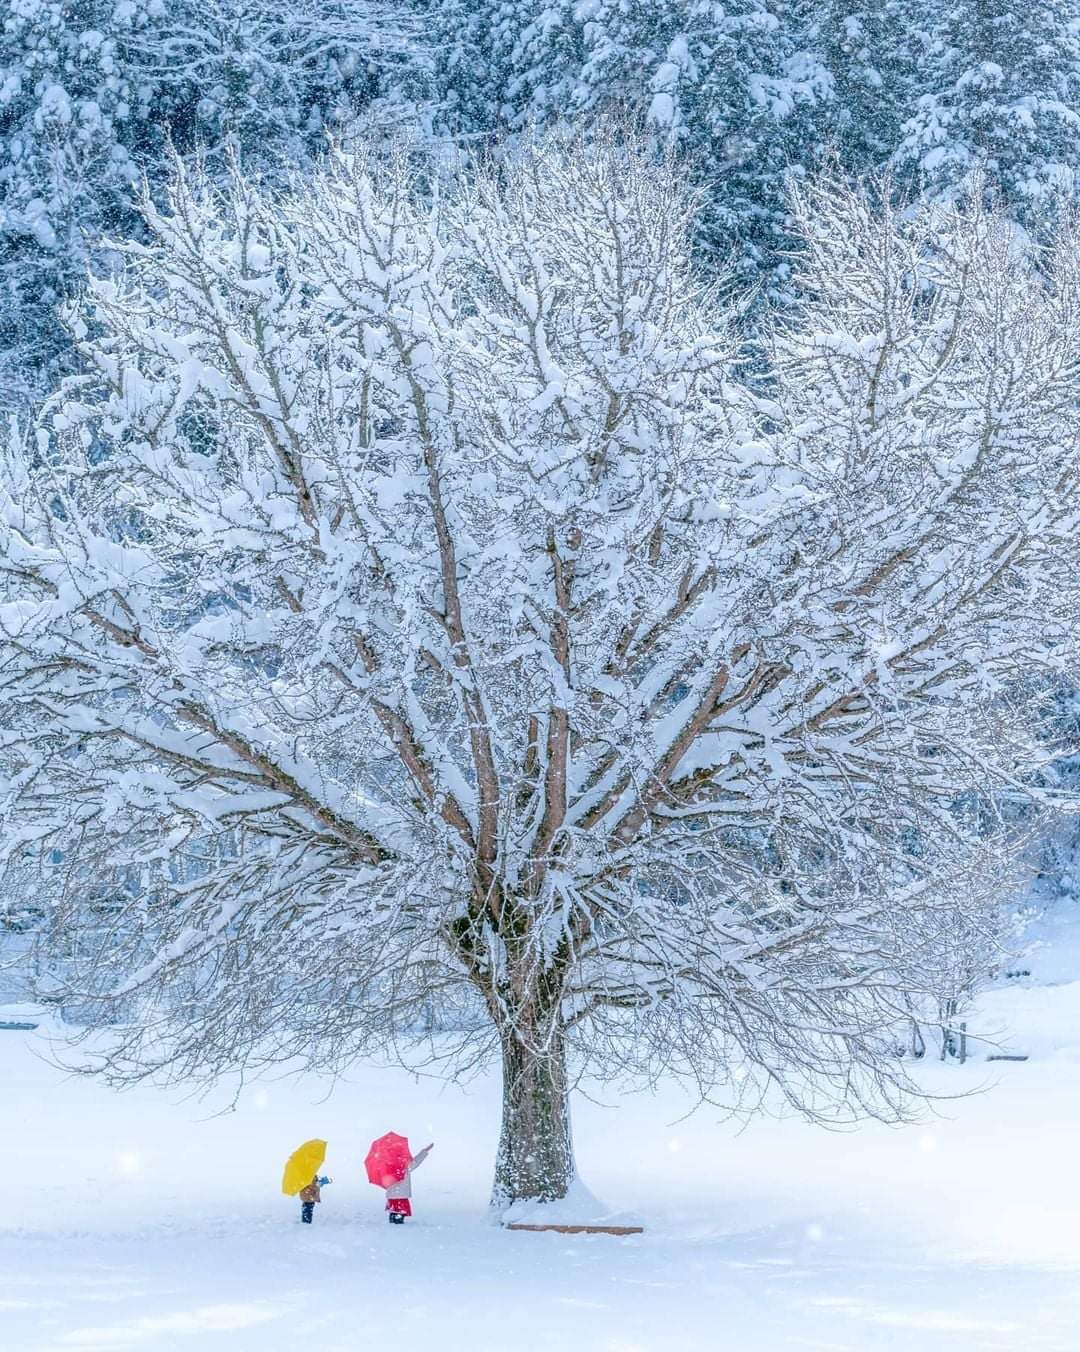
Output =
[{"x1": 365, "y1": 1131, "x2": 412, "y2": 1189}]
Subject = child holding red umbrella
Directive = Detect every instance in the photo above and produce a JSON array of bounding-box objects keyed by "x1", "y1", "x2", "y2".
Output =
[{"x1": 365, "y1": 1133, "x2": 433, "y2": 1224}]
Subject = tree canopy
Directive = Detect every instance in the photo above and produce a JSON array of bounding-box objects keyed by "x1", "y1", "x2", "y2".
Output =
[{"x1": 2, "y1": 134, "x2": 1077, "y2": 1204}]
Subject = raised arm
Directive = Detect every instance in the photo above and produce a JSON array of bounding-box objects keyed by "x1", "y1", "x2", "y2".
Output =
[{"x1": 409, "y1": 1144, "x2": 433, "y2": 1173}]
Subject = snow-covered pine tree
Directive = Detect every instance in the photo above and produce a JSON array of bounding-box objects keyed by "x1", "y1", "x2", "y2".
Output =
[
  {"x1": 3, "y1": 135, "x2": 1077, "y2": 1208},
  {"x1": 0, "y1": 0, "x2": 160, "y2": 410},
  {"x1": 429, "y1": 1, "x2": 830, "y2": 283},
  {"x1": 425, "y1": 0, "x2": 562, "y2": 135},
  {"x1": 0, "y1": 0, "x2": 412, "y2": 412},
  {"x1": 895, "y1": 0, "x2": 1080, "y2": 214},
  {"x1": 126, "y1": 0, "x2": 416, "y2": 166},
  {"x1": 805, "y1": 0, "x2": 930, "y2": 173}
]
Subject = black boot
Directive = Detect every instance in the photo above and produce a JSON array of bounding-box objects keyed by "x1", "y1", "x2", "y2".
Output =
[
  {"x1": 301, "y1": 1202, "x2": 315, "y2": 1224},
  {"x1": 388, "y1": 1212, "x2": 405, "y2": 1225}
]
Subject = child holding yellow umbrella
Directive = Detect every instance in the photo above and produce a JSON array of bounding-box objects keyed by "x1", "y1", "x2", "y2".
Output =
[{"x1": 282, "y1": 1139, "x2": 334, "y2": 1224}]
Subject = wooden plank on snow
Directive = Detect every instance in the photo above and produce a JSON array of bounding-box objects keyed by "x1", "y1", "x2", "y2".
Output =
[{"x1": 505, "y1": 1223, "x2": 644, "y2": 1235}]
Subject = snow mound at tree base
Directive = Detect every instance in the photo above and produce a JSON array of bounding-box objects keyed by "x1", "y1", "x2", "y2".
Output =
[{"x1": 499, "y1": 1177, "x2": 644, "y2": 1232}]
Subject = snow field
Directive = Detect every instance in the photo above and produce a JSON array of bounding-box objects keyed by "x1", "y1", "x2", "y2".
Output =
[{"x1": 3, "y1": 970, "x2": 1080, "y2": 1352}]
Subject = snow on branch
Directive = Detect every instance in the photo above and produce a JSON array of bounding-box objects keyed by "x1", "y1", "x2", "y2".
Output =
[{"x1": 2, "y1": 134, "x2": 1077, "y2": 1153}]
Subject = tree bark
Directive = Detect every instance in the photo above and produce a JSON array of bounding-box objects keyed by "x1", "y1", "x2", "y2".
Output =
[{"x1": 491, "y1": 1028, "x2": 575, "y2": 1209}]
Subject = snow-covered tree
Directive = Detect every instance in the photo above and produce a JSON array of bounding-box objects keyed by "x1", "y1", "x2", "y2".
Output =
[
  {"x1": 0, "y1": 0, "x2": 415, "y2": 411},
  {"x1": 428, "y1": 1, "x2": 830, "y2": 281},
  {"x1": 425, "y1": 0, "x2": 541, "y2": 134},
  {"x1": 125, "y1": 0, "x2": 419, "y2": 166},
  {"x1": 2, "y1": 135, "x2": 1077, "y2": 1208},
  {"x1": 895, "y1": 0, "x2": 1080, "y2": 214},
  {"x1": 806, "y1": 0, "x2": 929, "y2": 172},
  {"x1": 0, "y1": 0, "x2": 158, "y2": 408}
]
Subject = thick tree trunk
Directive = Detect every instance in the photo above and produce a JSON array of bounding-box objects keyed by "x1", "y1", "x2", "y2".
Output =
[{"x1": 491, "y1": 1028, "x2": 575, "y2": 1209}]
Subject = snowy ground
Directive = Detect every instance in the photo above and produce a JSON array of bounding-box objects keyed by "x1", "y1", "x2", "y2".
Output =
[{"x1": 3, "y1": 944, "x2": 1080, "y2": 1352}]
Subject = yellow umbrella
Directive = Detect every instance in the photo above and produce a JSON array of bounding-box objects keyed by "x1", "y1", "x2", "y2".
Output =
[{"x1": 282, "y1": 1138, "x2": 328, "y2": 1196}]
